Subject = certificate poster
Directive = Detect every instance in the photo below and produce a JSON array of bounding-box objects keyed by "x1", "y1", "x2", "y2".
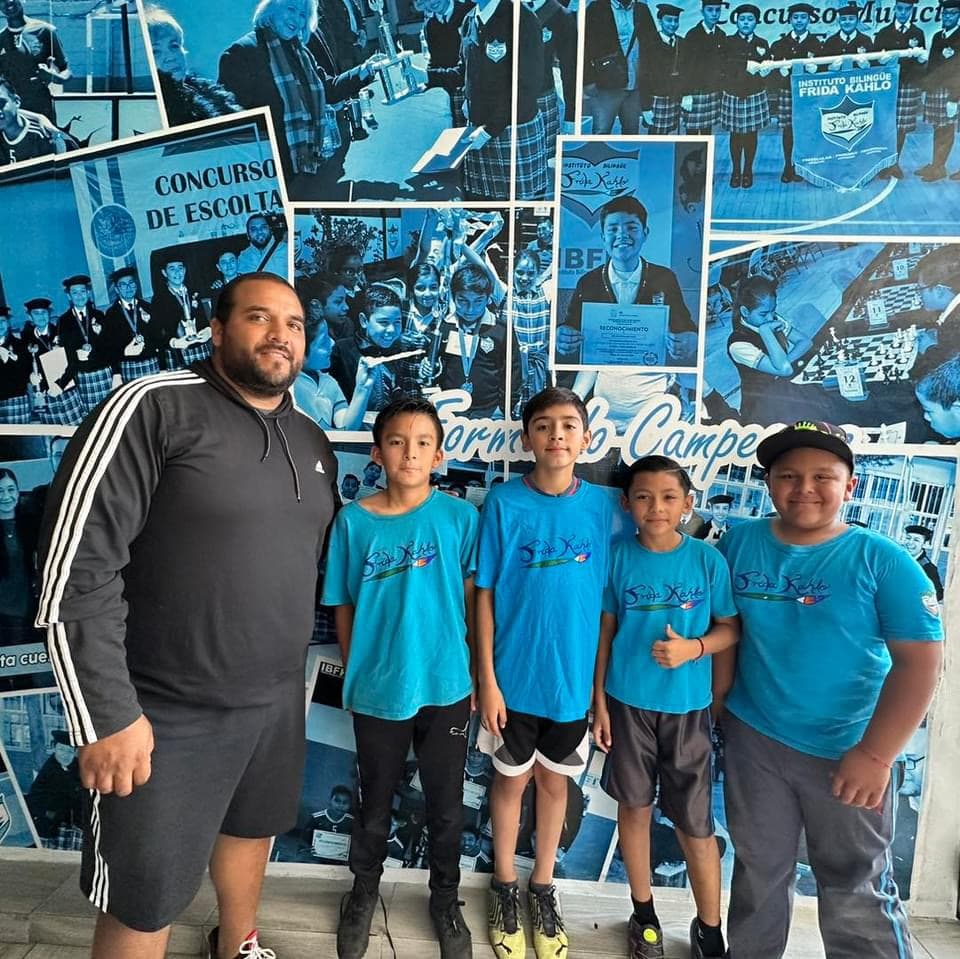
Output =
[{"x1": 580, "y1": 302, "x2": 670, "y2": 366}]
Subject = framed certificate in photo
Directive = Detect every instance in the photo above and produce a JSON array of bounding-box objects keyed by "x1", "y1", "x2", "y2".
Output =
[
  {"x1": 312, "y1": 831, "x2": 351, "y2": 862},
  {"x1": 580, "y1": 303, "x2": 669, "y2": 366}
]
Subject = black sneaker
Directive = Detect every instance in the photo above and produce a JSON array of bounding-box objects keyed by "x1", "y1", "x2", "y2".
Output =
[
  {"x1": 206, "y1": 927, "x2": 276, "y2": 959},
  {"x1": 627, "y1": 915, "x2": 664, "y2": 959},
  {"x1": 689, "y1": 917, "x2": 725, "y2": 958},
  {"x1": 430, "y1": 897, "x2": 473, "y2": 959},
  {"x1": 337, "y1": 882, "x2": 380, "y2": 959}
]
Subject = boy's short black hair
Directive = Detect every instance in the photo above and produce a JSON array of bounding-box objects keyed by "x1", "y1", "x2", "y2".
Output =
[
  {"x1": 372, "y1": 396, "x2": 444, "y2": 447},
  {"x1": 521, "y1": 387, "x2": 589, "y2": 433},
  {"x1": 619, "y1": 455, "x2": 693, "y2": 495},
  {"x1": 917, "y1": 353, "x2": 960, "y2": 407},
  {"x1": 361, "y1": 282, "x2": 403, "y2": 316},
  {"x1": 451, "y1": 263, "x2": 492, "y2": 298},
  {"x1": 599, "y1": 195, "x2": 648, "y2": 230},
  {"x1": 330, "y1": 784, "x2": 352, "y2": 800}
]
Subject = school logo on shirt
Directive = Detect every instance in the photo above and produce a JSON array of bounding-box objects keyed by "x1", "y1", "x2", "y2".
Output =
[
  {"x1": 732, "y1": 569, "x2": 830, "y2": 605},
  {"x1": 921, "y1": 592, "x2": 941, "y2": 617},
  {"x1": 362, "y1": 541, "x2": 438, "y2": 581},
  {"x1": 519, "y1": 534, "x2": 592, "y2": 569},
  {"x1": 486, "y1": 39, "x2": 507, "y2": 62},
  {"x1": 624, "y1": 582, "x2": 704, "y2": 613}
]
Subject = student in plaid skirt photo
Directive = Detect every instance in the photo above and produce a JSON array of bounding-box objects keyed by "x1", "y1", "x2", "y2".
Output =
[
  {"x1": 919, "y1": 0, "x2": 960, "y2": 181},
  {"x1": 875, "y1": 0, "x2": 928, "y2": 179},
  {"x1": 681, "y1": 0, "x2": 728, "y2": 135},
  {"x1": 768, "y1": 2, "x2": 821, "y2": 184},
  {"x1": 151, "y1": 256, "x2": 213, "y2": 371},
  {"x1": 56, "y1": 274, "x2": 114, "y2": 417},
  {"x1": 641, "y1": 3, "x2": 686, "y2": 135},
  {"x1": 721, "y1": 4, "x2": 772, "y2": 189},
  {"x1": 101, "y1": 267, "x2": 164, "y2": 385},
  {"x1": 529, "y1": 0, "x2": 578, "y2": 167},
  {"x1": 456, "y1": 0, "x2": 549, "y2": 200},
  {"x1": 0, "y1": 306, "x2": 32, "y2": 424}
]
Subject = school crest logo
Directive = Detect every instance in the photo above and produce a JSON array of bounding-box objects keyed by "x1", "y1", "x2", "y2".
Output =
[
  {"x1": 486, "y1": 39, "x2": 507, "y2": 62},
  {"x1": 819, "y1": 95, "x2": 874, "y2": 149},
  {"x1": 558, "y1": 142, "x2": 640, "y2": 223},
  {"x1": 90, "y1": 203, "x2": 137, "y2": 258}
]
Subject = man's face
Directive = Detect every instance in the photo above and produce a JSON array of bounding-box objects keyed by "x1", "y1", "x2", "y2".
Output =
[
  {"x1": 28, "y1": 307, "x2": 50, "y2": 327},
  {"x1": 116, "y1": 276, "x2": 138, "y2": 301},
  {"x1": 68, "y1": 284, "x2": 90, "y2": 310},
  {"x1": 838, "y1": 12, "x2": 859, "y2": 31},
  {"x1": 361, "y1": 305, "x2": 401, "y2": 348},
  {"x1": 661, "y1": 12, "x2": 680, "y2": 35},
  {"x1": 247, "y1": 217, "x2": 273, "y2": 249},
  {"x1": 162, "y1": 262, "x2": 187, "y2": 288},
  {"x1": 212, "y1": 277, "x2": 305, "y2": 397},
  {"x1": 602, "y1": 212, "x2": 647, "y2": 269},
  {"x1": 323, "y1": 286, "x2": 350, "y2": 324},
  {"x1": 902, "y1": 532, "x2": 926, "y2": 557},
  {"x1": 790, "y1": 11, "x2": 810, "y2": 32},
  {"x1": 454, "y1": 291, "x2": 488, "y2": 325},
  {"x1": 894, "y1": 1, "x2": 913, "y2": 23},
  {"x1": 270, "y1": 0, "x2": 307, "y2": 40},
  {"x1": 150, "y1": 25, "x2": 187, "y2": 80},
  {"x1": 736, "y1": 11, "x2": 758, "y2": 34},
  {"x1": 0, "y1": 82, "x2": 19, "y2": 125},
  {"x1": 305, "y1": 319, "x2": 333, "y2": 371},
  {"x1": 363, "y1": 462, "x2": 382, "y2": 485},
  {"x1": 944, "y1": 7, "x2": 960, "y2": 29},
  {"x1": 536, "y1": 220, "x2": 552, "y2": 244},
  {"x1": 341, "y1": 474, "x2": 360, "y2": 498},
  {"x1": 53, "y1": 742, "x2": 76, "y2": 767},
  {"x1": 49, "y1": 437, "x2": 68, "y2": 475},
  {"x1": 765, "y1": 447, "x2": 856, "y2": 535},
  {"x1": 218, "y1": 252, "x2": 239, "y2": 279},
  {"x1": 917, "y1": 390, "x2": 960, "y2": 438},
  {"x1": 702, "y1": 3, "x2": 723, "y2": 26}
]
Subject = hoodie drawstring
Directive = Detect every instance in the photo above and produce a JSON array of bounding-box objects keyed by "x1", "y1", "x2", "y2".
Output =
[{"x1": 274, "y1": 418, "x2": 303, "y2": 503}]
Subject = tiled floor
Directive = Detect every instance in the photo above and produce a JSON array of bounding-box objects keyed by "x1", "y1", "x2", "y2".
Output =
[{"x1": 1, "y1": 858, "x2": 959, "y2": 957}]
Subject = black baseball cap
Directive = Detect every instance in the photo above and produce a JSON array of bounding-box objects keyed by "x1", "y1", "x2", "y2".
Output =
[{"x1": 756, "y1": 421, "x2": 855, "y2": 471}]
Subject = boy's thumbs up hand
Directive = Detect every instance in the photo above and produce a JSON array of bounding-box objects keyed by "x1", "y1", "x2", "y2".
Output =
[{"x1": 652, "y1": 625, "x2": 700, "y2": 669}]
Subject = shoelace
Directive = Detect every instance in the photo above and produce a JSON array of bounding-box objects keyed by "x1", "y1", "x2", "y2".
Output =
[
  {"x1": 497, "y1": 883, "x2": 522, "y2": 935},
  {"x1": 532, "y1": 886, "x2": 565, "y2": 939},
  {"x1": 437, "y1": 899, "x2": 468, "y2": 938},
  {"x1": 238, "y1": 934, "x2": 276, "y2": 958}
]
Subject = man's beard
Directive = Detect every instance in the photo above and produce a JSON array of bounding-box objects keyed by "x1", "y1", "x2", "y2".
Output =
[{"x1": 219, "y1": 346, "x2": 301, "y2": 397}]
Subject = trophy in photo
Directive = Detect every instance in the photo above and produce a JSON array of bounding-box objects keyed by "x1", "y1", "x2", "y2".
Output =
[{"x1": 367, "y1": 0, "x2": 425, "y2": 103}]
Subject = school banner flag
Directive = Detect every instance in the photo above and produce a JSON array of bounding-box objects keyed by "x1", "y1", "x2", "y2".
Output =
[{"x1": 792, "y1": 63, "x2": 899, "y2": 191}]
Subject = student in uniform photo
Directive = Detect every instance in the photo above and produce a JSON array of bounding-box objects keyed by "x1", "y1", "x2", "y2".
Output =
[
  {"x1": 721, "y1": 4, "x2": 771, "y2": 189},
  {"x1": 0, "y1": 0, "x2": 70, "y2": 120},
  {"x1": 100, "y1": 267, "x2": 162, "y2": 384},
  {"x1": 695, "y1": 492, "x2": 733, "y2": 544},
  {"x1": 901, "y1": 524, "x2": 944, "y2": 601},
  {"x1": 681, "y1": 0, "x2": 728, "y2": 135},
  {"x1": 311, "y1": 784, "x2": 355, "y2": 834},
  {"x1": 822, "y1": 1, "x2": 873, "y2": 63},
  {"x1": 919, "y1": 0, "x2": 960, "y2": 181},
  {"x1": 528, "y1": 0, "x2": 578, "y2": 160},
  {"x1": 584, "y1": 0, "x2": 656, "y2": 135},
  {"x1": 419, "y1": 0, "x2": 473, "y2": 125},
  {"x1": 641, "y1": 4, "x2": 686, "y2": 135},
  {"x1": 716, "y1": 422, "x2": 943, "y2": 959},
  {"x1": 21, "y1": 296, "x2": 59, "y2": 398},
  {"x1": 561, "y1": 195, "x2": 696, "y2": 366},
  {"x1": 0, "y1": 306, "x2": 33, "y2": 423},
  {"x1": 56, "y1": 274, "x2": 113, "y2": 415},
  {"x1": 875, "y1": 0, "x2": 928, "y2": 179},
  {"x1": 769, "y1": 3, "x2": 821, "y2": 184},
  {"x1": 150, "y1": 256, "x2": 212, "y2": 370}
]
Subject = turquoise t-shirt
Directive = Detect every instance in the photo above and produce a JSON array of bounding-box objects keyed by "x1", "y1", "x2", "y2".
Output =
[
  {"x1": 321, "y1": 491, "x2": 478, "y2": 720},
  {"x1": 718, "y1": 520, "x2": 944, "y2": 760},
  {"x1": 603, "y1": 535, "x2": 737, "y2": 714},
  {"x1": 476, "y1": 477, "x2": 613, "y2": 722}
]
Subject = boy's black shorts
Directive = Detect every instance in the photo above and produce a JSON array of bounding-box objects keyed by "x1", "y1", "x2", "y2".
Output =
[
  {"x1": 478, "y1": 707, "x2": 589, "y2": 777},
  {"x1": 80, "y1": 679, "x2": 305, "y2": 932},
  {"x1": 600, "y1": 695, "x2": 715, "y2": 838}
]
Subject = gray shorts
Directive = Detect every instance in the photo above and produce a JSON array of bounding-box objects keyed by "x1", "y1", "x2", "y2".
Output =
[
  {"x1": 80, "y1": 680, "x2": 305, "y2": 932},
  {"x1": 600, "y1": 696, "x2": 714, "y2": 838}
]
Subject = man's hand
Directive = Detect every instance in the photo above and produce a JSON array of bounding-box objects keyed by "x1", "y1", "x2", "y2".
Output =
[
  {"x1": 555, "y1": 324, "x2": 583, "y2": 358},
  {"x1": 652, "y1": 624, "x2": 701, "y2": 669},
  {"x1": 479, "y1": 678, "x2": 507, "y2": 735},
  {"x1": 831, "y1": 746, "x2": 890, "y2": 809},
  {"x1": 592, "y1": 699, "x2": 612, "y2": 752},
  {"x1": 78, "y1": 714, "x2": 154, "y2": 797},
  {"x1": 667, "y1": 330, "x2": 697, "y2": 364}
]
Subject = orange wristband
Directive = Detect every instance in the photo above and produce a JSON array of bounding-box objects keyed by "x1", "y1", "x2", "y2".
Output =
[{"x1": 855, "y1": 744, "x2": 892, "y2": 769}]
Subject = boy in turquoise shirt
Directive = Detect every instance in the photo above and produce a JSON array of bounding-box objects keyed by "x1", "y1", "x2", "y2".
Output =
[
  {"x1": 717, "y1": 422, "x2": 944, "y2": 959},
  {"x1": 323, "y1": 397, "x2": 479, "y2": 959},
  {"x1": 593, "y1": 455, "x2": 739, "y2": 959},
  {"x1": 476, "y1": 386, "x2": 613, "y2": 959}
]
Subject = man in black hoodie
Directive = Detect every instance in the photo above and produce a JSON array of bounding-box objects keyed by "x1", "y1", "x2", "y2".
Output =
[{"x1": 35, "y1": 273, "x2": 339, "y2": 959}]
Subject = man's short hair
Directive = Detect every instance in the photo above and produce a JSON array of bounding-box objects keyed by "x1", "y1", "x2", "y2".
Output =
[
  {"x1": 917, "y1": 246, "x2": 959, "y2": 292},
  {"x1": 246, "y1": 213, "x2": 271, "y2": 230},
  {"x1": 213, "y1": 272, "x2": 298, "y2": 324},
  {"x1": 451, "y1": 264, "x2": 492, "y2": 298},
  {"x1": 917, "y1": 352, "x2": 960, "y2": 407},
  {"x1": 619, "y1": 455, "x2": 693, "y2": 495},
  {"x1": 372, "y1": 396, "x2": 444, "y2": 447},
  {"x1": 521, "y1": 386, "x2": 589, "y2": 433},
  {"x1": 599, "y1": 195, "x2": 649, "y2": 230}
]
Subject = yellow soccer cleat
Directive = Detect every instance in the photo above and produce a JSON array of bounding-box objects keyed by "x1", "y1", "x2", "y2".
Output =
[
  {"x1": 528, "y1": 883, "x2": 568, "y2": 958},
  {"x1": 488, "y1": 879, "x2": 526, "y2": 958}
]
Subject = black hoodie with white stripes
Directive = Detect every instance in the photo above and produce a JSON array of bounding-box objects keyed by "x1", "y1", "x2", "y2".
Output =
[{"x1": 35, "y1": 361, "x2": 339, "y2": 745}]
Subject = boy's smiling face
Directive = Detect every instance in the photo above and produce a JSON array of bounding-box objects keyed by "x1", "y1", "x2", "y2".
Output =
[
  {"x1": 522, "y1": 403, "x2": 590, "y2": 469},
  {"x1": 361, "y1": 305, "x2": 401, "y2": 349},
  {"x1": 766, "y1": 447, "x2": 856, "y2": 538},
  {"x1": 623, "y1": 470, "x2": 692, "y2": 543}
]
